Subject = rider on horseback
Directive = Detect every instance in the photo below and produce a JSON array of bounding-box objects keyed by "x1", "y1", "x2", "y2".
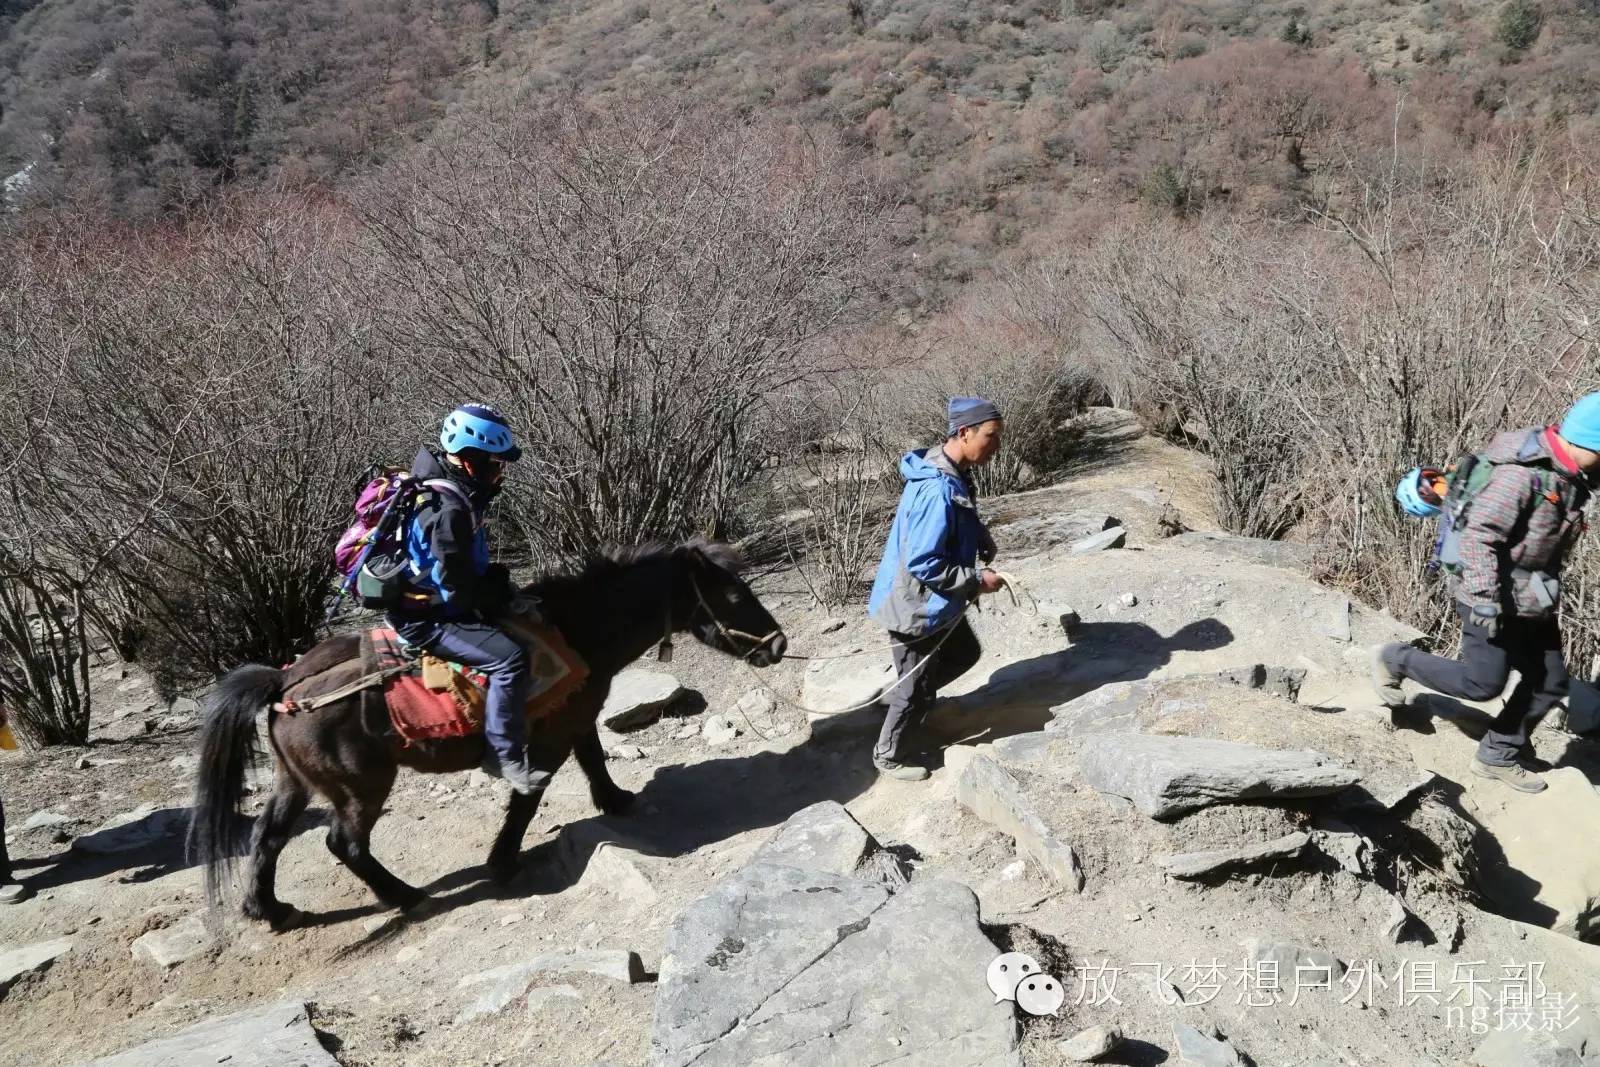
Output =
[{"x1": 388, "y1": 403, "x2": 546, "y2": 794}]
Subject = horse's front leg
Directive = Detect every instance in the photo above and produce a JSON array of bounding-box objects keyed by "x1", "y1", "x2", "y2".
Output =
[
  {"x1": 573, "y1": 722, "x2": 636, "y2": 815},
  {"x1": 485, "y1": 722, "x2": 566, "y2": 882},
  {"x1": 486, "y1": 785, "x2": 548, "y2": 884}
]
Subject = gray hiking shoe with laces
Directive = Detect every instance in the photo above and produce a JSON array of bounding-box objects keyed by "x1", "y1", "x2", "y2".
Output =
[{"x1": 1470, "y1": 757, "x2": 1548, "y2": 794}]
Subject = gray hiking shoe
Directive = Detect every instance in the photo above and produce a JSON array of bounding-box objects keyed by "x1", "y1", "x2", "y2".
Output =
[
  {"x1": 873, "y1": 756, "x2": 930, "y2": 782},
  {"x1": 481, "y1": 750, "x2": 543, "y2": 795},
  {"x1": 0, "y1": 881, "x2": 33, "y2": 905},
  {"x1": 1470, "y1": 757, "x2": 1548, "y2": 794},
  {"x1": 1369, "y1": 643, "x2": 1407, "y2": 708}
]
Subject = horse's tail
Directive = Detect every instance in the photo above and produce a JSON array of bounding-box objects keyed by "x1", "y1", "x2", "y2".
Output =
[{"x1": 187, "y1": 663, "x2": 284, "y2": 908}]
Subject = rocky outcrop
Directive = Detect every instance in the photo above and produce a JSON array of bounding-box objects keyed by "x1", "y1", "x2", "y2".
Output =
[
  {"x1": 651, "y1": 805, "x2": 1020, "y2": 1067},
  {"x1": 1077, "y1": 734, "x2": 1360, "y2": 819},
  {"x1": 86, "y1": 1000, "x2": 337, "y2": 1066},
  {"x1": 956, "y1": 756, "x2": 1084, "y2": 890}
]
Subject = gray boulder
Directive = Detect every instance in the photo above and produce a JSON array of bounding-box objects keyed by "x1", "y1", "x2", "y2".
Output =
[
  {"x1": 1077, "y1": 734, "x2": 1360, "y2": 819},
  {"x1": 86, "y1": 1000, "x2": 337, "y2": 1067},
  {"x1": 652, "y1": 863, "x2": 1019, "y2": 1067},
  {"x1": 1060, "y1": 1023, "x2": 1122, "y2": 1062},
  {"x1": 956, "y1": 756, "x2": 1084, "y2": 891},
  {"x1": 601, "y1": 670, "x2": 686, "y2": 731}
]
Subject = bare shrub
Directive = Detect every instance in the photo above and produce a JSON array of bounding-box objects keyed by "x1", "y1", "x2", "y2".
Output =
[
  {"x1": 359, "y1": 101, "x2": 890, "y2": 565},
  {"x1": 765, "y1": 382, "x2": 900, "y2": 608},
  {"x1": 0, "y1": 196, "x2": 407, "y2": 703},
  {"x1": 1025, "y1": 134, "x2": 1600, "y2": 666}
]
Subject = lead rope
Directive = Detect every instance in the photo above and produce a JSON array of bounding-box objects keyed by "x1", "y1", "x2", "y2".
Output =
[{"x1": 687, "y1": 570, "x2": 1034, "y2": 739}]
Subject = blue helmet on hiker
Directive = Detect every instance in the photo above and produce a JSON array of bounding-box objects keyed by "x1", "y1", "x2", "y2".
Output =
[
  {"x1": 440, "y1": 403, "x2": 522, "y2": 462},
  {"x1": 1395, "y1": 466, "x2": 1446, "y2": 519},
  {"x1": 1560, "y1": 393, "x2": 1600, "y2": 453}
]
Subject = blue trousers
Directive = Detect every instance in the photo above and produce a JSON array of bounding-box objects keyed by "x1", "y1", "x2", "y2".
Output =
[{"x1": 393, "y1": 617, "x2": 531, "y2": 764}]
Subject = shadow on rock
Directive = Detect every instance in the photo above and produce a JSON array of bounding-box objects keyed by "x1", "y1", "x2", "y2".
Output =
[
  {"x1": 1397, "y1": 694, "x2": 1496, "y2": 740},
  {"x1": 925, "y1": 618, "x2": 1236, "y2": 747},
  {"x1": 411, "y1": 621, "x2": 1235, "y2": 922}
]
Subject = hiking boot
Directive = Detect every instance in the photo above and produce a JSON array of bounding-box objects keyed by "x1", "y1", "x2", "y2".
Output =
[
  {"x1": 0, "y1": 881, "x2": 32, "y2": 905},
  {"x1": 873, "y1": 756, "x2": 930, "y2": 782},
  {"x1": 1369, "y1": 643, "x2": 1407, "y2": 708},
  {"x1": 480, "y1": 750, "x2": 544, "y2": 795},
  {"x1": 1470, "y1": 756, "x2": 1548, "y2": 794}
]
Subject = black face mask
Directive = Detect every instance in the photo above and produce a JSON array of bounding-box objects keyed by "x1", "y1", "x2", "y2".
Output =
[{"x1": 445, "y1": 454, "x2": 504, "y2": 502}]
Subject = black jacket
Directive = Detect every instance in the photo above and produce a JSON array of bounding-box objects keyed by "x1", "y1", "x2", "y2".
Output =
[{"x1": 392, "y1": 447, "x2": 516, "y2": 620}]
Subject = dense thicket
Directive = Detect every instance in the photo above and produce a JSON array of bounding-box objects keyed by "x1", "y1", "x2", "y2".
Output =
[{"x1": 6, "y1": 0, "x2": 1600, "y2": 303}]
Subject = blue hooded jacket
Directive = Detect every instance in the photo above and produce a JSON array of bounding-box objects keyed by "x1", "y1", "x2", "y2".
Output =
[{"x1": 868, "y1": 447, "x2": 986, "y2": 636}]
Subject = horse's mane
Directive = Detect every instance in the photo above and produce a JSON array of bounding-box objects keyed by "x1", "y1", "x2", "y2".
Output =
[{"x1": 527, "y1": 537, "x2": 744, "y2": 599}]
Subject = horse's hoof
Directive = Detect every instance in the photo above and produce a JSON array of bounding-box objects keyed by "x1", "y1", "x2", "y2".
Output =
[
  {"x1": 596, "y1": 788, "x2": 637, "y2": 816},
  {"x1": 266, "y1": 905, "x2": 304, "y2": 932},
  {"x1": 397, "y1": 893, "x2": 433, "y2": 916}
]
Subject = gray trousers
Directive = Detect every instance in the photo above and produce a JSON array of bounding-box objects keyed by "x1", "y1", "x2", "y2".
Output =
[
  {"x1": 1387, "y1": 603, "x2": 1569, "y2": 766},
  {"x1": 875, "y1": 619, "x2": 982, "y2": 763}
]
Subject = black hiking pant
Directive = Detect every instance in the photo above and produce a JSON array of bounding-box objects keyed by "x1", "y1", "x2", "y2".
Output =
[
  {"x1": 1387, "y1": 603, "x2": 1569, "y2": 766},
  {"x1": 875, "y1": 619, "x2": 982, "y2": 764}
]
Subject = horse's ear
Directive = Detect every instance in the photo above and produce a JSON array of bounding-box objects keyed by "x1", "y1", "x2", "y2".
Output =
[{"x1": 679, "y1": 536, "x2": 745, "y2": 575}]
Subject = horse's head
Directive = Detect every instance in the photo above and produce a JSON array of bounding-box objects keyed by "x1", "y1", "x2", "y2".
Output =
[{"x1": 674, "y1": 538, "x2": 786, "y2": 667}]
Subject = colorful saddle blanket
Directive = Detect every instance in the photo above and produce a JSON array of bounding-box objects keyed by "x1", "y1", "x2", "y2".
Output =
[{"x1": 363, "y1": 625, "x2": 589, "y2": 745}]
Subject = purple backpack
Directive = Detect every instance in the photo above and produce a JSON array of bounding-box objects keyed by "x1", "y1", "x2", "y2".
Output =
[{"x1": 335, "y1": 468, "x2": 413, "y2": 578}]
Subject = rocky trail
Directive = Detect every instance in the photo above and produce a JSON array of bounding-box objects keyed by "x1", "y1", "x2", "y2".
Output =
[{"x1": 5, "y1": 413, "x2": 1600, "y2": 1066}]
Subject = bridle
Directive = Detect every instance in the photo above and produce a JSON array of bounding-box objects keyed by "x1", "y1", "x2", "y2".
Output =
[{"x1": 666, "y1": 571, "x2": 783, "y2": 664}]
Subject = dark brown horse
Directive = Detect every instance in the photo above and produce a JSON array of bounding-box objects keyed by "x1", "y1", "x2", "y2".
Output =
[{"x1": 188, "y1": 539, "x2": 785, "y2": 929}]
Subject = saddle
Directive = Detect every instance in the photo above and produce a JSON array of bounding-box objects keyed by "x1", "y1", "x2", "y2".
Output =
[{"x1": 281, "y1": 624, "x2": 589, "y2": 746}]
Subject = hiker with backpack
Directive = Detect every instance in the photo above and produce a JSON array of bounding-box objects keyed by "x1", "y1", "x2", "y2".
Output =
[
  {"x1": 866, "y1": 397, "x2": 1006, "y2": 782},
  {"x1": 383, "y1": 403, "x2": 544, "y2": 794},
  {"x1": 1371, "y1": 394, "x2": 1600, "y2": 793}
]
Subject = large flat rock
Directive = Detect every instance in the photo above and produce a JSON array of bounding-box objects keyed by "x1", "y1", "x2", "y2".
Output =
[
  {"x1": 1467, "y1": 767, "x2": 1600, "y2": 940},
  {"x1": 85, "y1": 1000, "x2": 337, "y2": 1066},
  {"x1": 652, "y1": 862, "x2": 1019, "y2": 1067},
  {"x1": 1077, "y1": 734, "x2": 1359, "y2": 819},
  {"x1": 752, "y1": 800, "x2": 878, "y2": 877},
  {"x1": 73, "y1": 805, "x2": 188, "y2": 855}
]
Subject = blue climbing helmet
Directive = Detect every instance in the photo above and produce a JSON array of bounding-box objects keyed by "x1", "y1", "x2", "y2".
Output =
[
  {"x1": 440, "y1": 403, "x2": 522, "y2": 462},
  {"x1": 1395, "y1": 466, "x2": 1446, "y2": 519}
]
